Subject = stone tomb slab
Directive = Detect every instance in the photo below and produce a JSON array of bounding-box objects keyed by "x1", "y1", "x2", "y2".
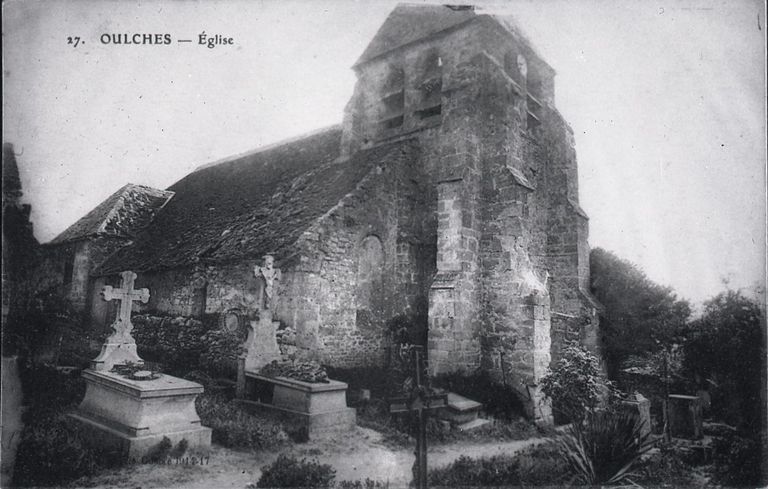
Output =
[
  {"x1": 668, "y1": 394, "x2": 703, "y2": 440},
  {"x1": 69, "y1": 370, "x2": 211, "y2": 458},
  {"x1": 239, "y1": 372, "x2": 355, "y2": 438}
]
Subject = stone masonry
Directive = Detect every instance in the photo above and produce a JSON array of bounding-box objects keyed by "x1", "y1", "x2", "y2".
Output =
[{"x1": 81, "y1": 5, "x2": 600, "y2": 423}]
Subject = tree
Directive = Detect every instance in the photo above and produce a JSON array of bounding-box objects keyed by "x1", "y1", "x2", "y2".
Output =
[
  {"x1": 590, "y1": 248, "x2": 691, "y2": 377},
  {"x1": 682, "y1": 290, "x2": 765, "y2": 432}
]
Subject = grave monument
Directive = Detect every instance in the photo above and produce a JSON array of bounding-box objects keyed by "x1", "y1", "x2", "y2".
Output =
[
  {"x1": 237, "y1": 256, "x2": 355, "y2": 438},
  {"x1": 69, "y1": 271, "x2": 211, "y2": 458}
]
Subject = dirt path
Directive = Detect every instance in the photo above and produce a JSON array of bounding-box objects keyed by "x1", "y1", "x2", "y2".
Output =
[{"x1": 82, "y1": 427, "x2": 544, "y2": 489}]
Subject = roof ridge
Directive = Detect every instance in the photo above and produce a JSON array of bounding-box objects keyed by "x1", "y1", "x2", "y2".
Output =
[{"x1": 193, "y1": 124, "x2": 342, "y2": 173}]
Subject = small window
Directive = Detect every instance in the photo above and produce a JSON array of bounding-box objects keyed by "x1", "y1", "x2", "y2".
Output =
[{"x1": 504, "y1": 51, "x2": 527, "y2": 88}]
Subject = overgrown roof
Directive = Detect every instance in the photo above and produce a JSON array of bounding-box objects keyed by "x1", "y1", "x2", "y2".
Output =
[
  {"x1": 97, "y1": 127, "x2": 416, "y2": 275},
  {"x1": 50, "y1": 184, "x2": 174, "y2": 245}
]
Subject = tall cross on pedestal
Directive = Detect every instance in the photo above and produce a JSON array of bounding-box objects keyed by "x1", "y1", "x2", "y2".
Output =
[
  {"x1": 103, "y1": 271, "x2": 150, "y2": 331},
  {"x1": 92, "y1": 271, "x2": 150, "y2": 371}
]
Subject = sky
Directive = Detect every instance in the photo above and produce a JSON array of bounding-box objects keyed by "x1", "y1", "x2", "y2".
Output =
[{"x1": 2, "y1": 0, "x2": 766, "y2": 306}]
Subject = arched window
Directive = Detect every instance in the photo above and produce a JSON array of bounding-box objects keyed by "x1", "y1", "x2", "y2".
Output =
[
  {"x1": 379, "y1": 66, "x2": 405, "y2": 130},
  {"x1": 415, "y1": 49, "x2": 442, "y2": 119}
]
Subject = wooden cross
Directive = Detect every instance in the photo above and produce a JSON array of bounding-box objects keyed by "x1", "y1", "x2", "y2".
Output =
[{"x1": 102, "y1": 271, "x2": 149, "y2": 331}]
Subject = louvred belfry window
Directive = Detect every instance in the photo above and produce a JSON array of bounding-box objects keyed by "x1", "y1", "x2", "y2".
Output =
[
  {"x1": 379, "y1": 66, "x2": 405, "y2": 131},
  {"x1": 415, "y1": 49, "x2": 442, "y2": 120}
]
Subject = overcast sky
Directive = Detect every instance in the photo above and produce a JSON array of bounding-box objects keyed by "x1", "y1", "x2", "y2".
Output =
[{"x1": 3, "y1": 0, "x2": 766, "y2": 306}]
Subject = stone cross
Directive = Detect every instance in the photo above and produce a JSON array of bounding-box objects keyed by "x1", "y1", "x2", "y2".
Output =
[
  {"x1": 254, "y1": 254, "x2": 281, "y2": 310},
  {"x1": 103, "y1": 271, "x2": 150, "y2": 333},
  {"x1": 91, "y1": 271, "x2": 150, "y2": 371}
]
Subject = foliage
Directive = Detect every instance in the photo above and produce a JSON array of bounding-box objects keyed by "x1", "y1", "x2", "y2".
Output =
[
  {"x1": 711, "y1": 430, "x2": 765, "y2": 487},
  {"x1": 682, "y1": 290, "x2": 765, "y2": 431},
  {"x1": 633, "y1": 443, "x2": 696, "y2": 487},
  {"x1": 133, "y1": 313, "x2": 248, "y2": 379},
  {"x1": 590, "y1": 248, "x2": 691, "y2": 376},
  {"x1": 261, "y1": 360, "x2": 329, "y2": 383},
  {"x1": 427, "y1": 442, "x2": 569, "y2": 487},
  {"x1": 13, "y1": 362, "x2": 109, "y2": 486},
  {"x1": 196, "y1": 393, "x2": 289, "y2": 449},
  {"x1": 12, "y1": 414, "x2": 104, "y2": 487},
  {"x1": 199, "y1": 328, "x2": 243, "y2": 377},
  {"x1": 540, "y1": 343, "x2": 617, "y2": 423},
  {"x1": 18, "y1": 361, "x2": 86, "y2": 421},
  {"x1": 257, "y1": 455, "x2": 336, "y2": 488},
  {"x1": 132, "y1": 314, "x2": 210, "y2": 375},
  {"x1": 556, "y1": 410, "x2": 655, "y2": 485},
  {"x1": 337, "y1": 478, "x2": 389, "y2": 489},
  {"x1": 432, "y1": 371, "x2": 527, "y2": 421},
  {"x1": 3, "y1": 288, "x2": 97, "y2": 365}
]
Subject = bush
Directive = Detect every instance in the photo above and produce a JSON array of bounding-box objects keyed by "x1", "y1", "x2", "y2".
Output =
[
  {"x1": 133, "y1": 314, "x2": 210, "y2": 375},
  {"x1": 682, "y1": 291, "x2": 764, "y2": 431},
  {"x1": 427, "y1": 442, "x2": 568, "y2": 487},
  {"x1": 540, "y1": 343, "x2": 616, "y2": 423},
  {"x1": 199, "y1": 328, "x2": 243, "y2": 378},
  {"x1": 257, "y1": 455, "x2": 336, "y2": 488},
  {"x1": 337, "y1": 479, "x2": 389, "y2": 489},
  {"x1": 557, "y1": 410, "x2": 654, "y2": 485},
  {"x1": 196, "y1": 393, "x2": 289, "y2": 449},
  {"x1": 13, "y1": 414, "x2": 103, "y2": 486},
  {"x1": 13, "y1": 361, "x2": 111, "y2": 486},
  {"x1": 634, "y1": 443, "x2": 696, "y2": 487},
  {"x1": 711, "y1": 431, "x2": 765, "y2": 487},
  {"x1": 18, "y1": 362, "x2": 85, "y2": 421}
]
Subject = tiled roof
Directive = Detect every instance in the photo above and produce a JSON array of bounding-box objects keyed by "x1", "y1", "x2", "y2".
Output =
[
  {"x1": 97, "y1": 127, "x2": 417, "y2": 274},
  {"x1": 50, "y1": 184, "x2": 174, "y2": 244}
]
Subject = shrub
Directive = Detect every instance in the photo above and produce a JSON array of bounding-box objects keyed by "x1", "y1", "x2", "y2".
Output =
[
  {"x1": 132, "y1": 314, "x2": 210, "y2": 375},
  {"x1": 196, "y1": 393, "x2": 289, "y2": 449},
  {"x1": 634, "y1": 443, "x2": 696, "y2": 487},
  {"x1": 18, "y1": 362, "x2": 85, "y2": 421},
  {"x1": 337, "y1": 478, "x2": 389, "y2": 489},
  {"x1": 540, "y1": 343, "x2": 616, "y2": 423},
  {"x1": 427, "y1": 442, "x2": 568, "y2": 487},
  {"x1": 257, "y1": 455, "x2": 336, "y2": 488},
  {"x1": 711, "y1": 431, "x2": 765, "y2": 487},
  {"x1": 557, "y1": 410, "x2": 654, "y2": 485},
  {"x1": 682, "y1": 291, "x2": 764, "y2": 431},
  {"x1": 12, "y1": 414, "x2": 103, "y2": 486},
  {"x1": 199, "y1": 328, "x2": 243, "y2": 378}
]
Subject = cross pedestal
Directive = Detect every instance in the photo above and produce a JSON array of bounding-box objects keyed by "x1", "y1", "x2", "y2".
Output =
[{"x1": 69, "y1": 270, "x2": 211, "y2": 460}]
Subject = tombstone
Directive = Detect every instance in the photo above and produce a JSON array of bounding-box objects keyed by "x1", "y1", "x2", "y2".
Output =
[
  {"x1": 236, "y1": 257, "x2": 356, "y2": 438},
  {"x1": 68, "y1": 271, "x2": 211, "y2": 458},
  {"x1": 237, "y1": 255, "x2": 282, "y2": 396},
  {"x1": 668, "y1": 394, "x2": 703, "y2": 440},
  {"x1": 621, "y1": 391, "x2": 651, "y2": 438}
]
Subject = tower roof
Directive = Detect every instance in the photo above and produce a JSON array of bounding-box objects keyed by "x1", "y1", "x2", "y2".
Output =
[{"x1": 354, "y1": 4, "x2": 477, "y2": 66}]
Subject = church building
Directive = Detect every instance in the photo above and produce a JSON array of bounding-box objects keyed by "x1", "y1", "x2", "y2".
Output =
[{"x1": 50, "y1": 4, "x2": 602, "y2": 422}]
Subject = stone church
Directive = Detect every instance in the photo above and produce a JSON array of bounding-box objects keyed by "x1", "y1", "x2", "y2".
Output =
[{"x1": 47, "y1": 4, "x2": 602, "y2": 421}]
